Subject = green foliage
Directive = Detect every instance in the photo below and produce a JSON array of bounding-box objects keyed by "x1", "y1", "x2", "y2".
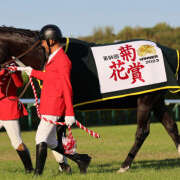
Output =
[
  {"x1": 79, "y1": 22, "x2": 180, "y2": 49},
  {"x1": 79, "y1": 26, "x2": 116, "y2": 44}
]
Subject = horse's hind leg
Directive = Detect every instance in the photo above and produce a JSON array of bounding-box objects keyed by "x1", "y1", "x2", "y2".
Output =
[
  {"x1": 153, "y1": 99, "x2": 180, "y2": 153},
  {"x1": 118, "y1": 95, "x2": 152, "y2": 173}
]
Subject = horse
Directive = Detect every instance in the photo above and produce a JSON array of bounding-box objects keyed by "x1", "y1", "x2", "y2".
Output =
[{"x1": 0, "y1": 26, "x2": 180, "y2": 173}]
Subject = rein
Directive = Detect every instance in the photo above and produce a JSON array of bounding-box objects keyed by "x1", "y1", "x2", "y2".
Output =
[
  {"x1": 0, "y1": 40, "x2": 41, "y2": 101},
  {"x1": 0, "y1": 40, "x2": 40, "y2": 68},
  {"x1": 5, "y1": 76, "x2": 31, "y2": 101}
]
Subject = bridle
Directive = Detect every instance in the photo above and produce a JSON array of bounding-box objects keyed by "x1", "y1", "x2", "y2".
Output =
[
  {"x1": 0, "y1": 40, "x2": 41, "y2": 68},
  {"x1": 0, "y1": 39, "x2": 42, "y2": 101}
]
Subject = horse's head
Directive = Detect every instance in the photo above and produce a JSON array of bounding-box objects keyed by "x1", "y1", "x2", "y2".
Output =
[{"x1": 0, "y1": 26, "x2": 46, "y2": 70}]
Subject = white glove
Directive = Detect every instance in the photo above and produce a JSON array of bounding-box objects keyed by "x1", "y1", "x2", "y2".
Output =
[
  {"x1": 65, "y1": 116, "x2": 76, "y2": 127},
  {"x1": 17, "y1": 66, "x2": 32, "y2": 76}
]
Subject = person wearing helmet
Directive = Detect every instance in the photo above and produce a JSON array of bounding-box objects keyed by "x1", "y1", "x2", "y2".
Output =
[{"x1": 17, "y1": 24, "x2": 91, "y2": 175}]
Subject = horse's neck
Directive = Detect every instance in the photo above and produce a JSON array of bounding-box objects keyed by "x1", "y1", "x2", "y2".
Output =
[{"x1": 2, "y1": 33, "x2": 35, "y2": 54}]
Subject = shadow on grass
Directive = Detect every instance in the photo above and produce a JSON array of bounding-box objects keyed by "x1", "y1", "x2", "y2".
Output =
[
  {"x1": 90, "y1": 158, "x2": 180, "y2": 173},
  {"x1": 2, "y1": 159, "x2": 180, "y2": 175},
  {"x1": 132, "y1": 158, "x2": 180, "y2": 170}
]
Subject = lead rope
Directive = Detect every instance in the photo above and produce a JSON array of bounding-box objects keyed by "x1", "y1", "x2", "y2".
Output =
[
  {"x1": 29, "y1": 77, "x2": 76, "y2": 154},
  {"x1": 28, "y1": 75, "x2": 100, "y2": 138}
]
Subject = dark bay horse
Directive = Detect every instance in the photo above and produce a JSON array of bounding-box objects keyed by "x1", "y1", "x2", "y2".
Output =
[{"x1": 0, "y1": 26, "x2": 180, "y2": 173}]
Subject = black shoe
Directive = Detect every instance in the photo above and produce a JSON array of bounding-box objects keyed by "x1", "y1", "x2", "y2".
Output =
[
  {"x1": 66, "y1": 153, "x2": 92, "y2": 173},
  {"x1": 77, "y1": 155, "x2": 91, "y2": 173},
  {"x1": 59, "y1": 162, "x2": 72, "y2": 174}
]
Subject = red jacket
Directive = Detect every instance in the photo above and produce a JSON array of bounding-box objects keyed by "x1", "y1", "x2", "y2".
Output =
[
  {"x1": 31, "y1": 48, "x2": 74, "y2": 116},
  {"x1": 0, "y1": 69, "x2": 28, "y2": 120}
]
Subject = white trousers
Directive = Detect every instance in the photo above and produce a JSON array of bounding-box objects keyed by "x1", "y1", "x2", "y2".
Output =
[
  {"x1": 36, "y1": 115, "x2": 59, "y2": 149},
  {"x1": 36, "y1": 115, "x2": 66, "y2": 163},
  {"x1": 0, "y1": 120, "x2": 22, "y2": 149}
]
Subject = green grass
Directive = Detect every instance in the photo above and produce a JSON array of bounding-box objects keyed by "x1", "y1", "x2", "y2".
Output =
[{"x1": 1, "y1": 122, "x2": 180, "y2": 180}]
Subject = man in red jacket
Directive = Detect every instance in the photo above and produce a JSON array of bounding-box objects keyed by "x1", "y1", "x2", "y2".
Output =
[
  {"x1": 0, "y1": 68, "x2": 33, "y2": 173},
  {"x1": 18, "y1": 25, "x2": 91, "y2": 175}
]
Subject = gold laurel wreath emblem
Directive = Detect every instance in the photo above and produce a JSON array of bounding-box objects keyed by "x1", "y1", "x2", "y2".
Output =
[{"x1": 137, "y1": 45, "x2": 156, "y2": 57}]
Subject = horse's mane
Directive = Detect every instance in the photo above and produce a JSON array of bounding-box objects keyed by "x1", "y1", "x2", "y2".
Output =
[{"x1": 0, "y1": 26, "x2": 39, "y2": 38}]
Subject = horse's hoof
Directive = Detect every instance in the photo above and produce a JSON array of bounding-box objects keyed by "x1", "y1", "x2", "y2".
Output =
[
  {"x1": 117, "y1": 166, "x2": 129, "y2": 173},
  {"x1": 177, "y1": 144, "x2": 180, "y2": 155}
]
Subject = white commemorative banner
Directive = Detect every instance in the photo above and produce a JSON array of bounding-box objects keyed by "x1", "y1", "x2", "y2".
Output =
[{"x1": 91, "y1": 40, "x2": 167, "y2": 94}]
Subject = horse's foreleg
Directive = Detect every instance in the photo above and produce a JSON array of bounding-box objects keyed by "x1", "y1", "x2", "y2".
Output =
[
  {"x1": 154, "y1": 105, "x2": 180, "y2": 151},
  {"x1": 118, "y1": 97, "x2": 151, "y2": 173}
]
